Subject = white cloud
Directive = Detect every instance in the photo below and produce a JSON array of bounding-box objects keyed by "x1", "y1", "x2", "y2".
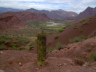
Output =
[{"x1": 0, "y1": 0, "x2": 96, "y2": 14}]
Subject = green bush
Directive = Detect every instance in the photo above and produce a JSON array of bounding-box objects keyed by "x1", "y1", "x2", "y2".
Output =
[
  {"x1": 35, "y1": 39, "x2": 37, "y2": 42},
  {"x1": 69, "y1": 36, "x2": 88, "y2": 43},
  {"x1": 29, "y1": 46, "x2": 34, "y2": 50},
  {"x1": 79, "y1": 30, "x2": 83, "y2": 33},
  {"x1": 82, "y1": 19, "x2": 85, "y2": 21},
  {"x1": 81, "y1": 24, "x2": 84, "y2": 27},
  {"x1": 14, "y1": 40, "x2": 20, "y2": 43},
  {"x1": 0, "y1": 39, "x2": 4, "y2": 45},
  {"x1": 54, "y1": 35, "x2": 59, "y2": 39},
  {"x1": 46, "y1": 47, "x2": 53, "y2": 53},
  {"x1": 18, "y1": 46, "x2": 25, "y2": 50},
  {"x1": 22, "y1": 40, "x2": 30, "y2": 43},
  {"x1": 90, "y1": 51, "x2": 96, "y2": 61},
  {"x1": 0, "y1": 44, "x2": 6, "y2": 50},
  {"x1": 89, "y1": 16, "x2": 92, "y2": 19},
  {"x1": 89, "y1": 20, "x2": 91, "y2": 21},
  {"x1": 77, "y1": 57, "x2": 83, "y2": 61},
  {"x1": 47, "y1": 32, "x2": 54, "y2": 35},
  {"x1": 58, "y1": 29, "x2": 64, "y2": 32},
  {"x1": 4, "y1": 41, "x2": 10, "y2": 44},
  {"x1": 83, "y1": 22, "x2": 88, "y2": 25},
  {"x1": 28, "y1": 42, "x2": 36, "y2": 46},
  {"x1": 10, "y1": 44, "x2": 17, "y2": 49},
  {"x1": 11, "y1": 46, "x2": 18, "y2": 50},
  {"x1": 80, "y1": 21, "x2": 82, "y2": 23},
  {"x1": 74, "y1": 25, "x2": 78, "y2": 29},
  {"x1": 55, "y1": 42, "x2": 66, "y2": 50}
]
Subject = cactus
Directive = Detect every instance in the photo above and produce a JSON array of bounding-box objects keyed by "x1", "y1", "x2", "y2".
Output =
[{"x1": 37, "y1": 30, "x2": 46, "y2": 66}]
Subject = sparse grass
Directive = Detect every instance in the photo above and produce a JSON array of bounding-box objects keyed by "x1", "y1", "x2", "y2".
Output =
[
  {"x1": 0, "y1": 39, "x2": 4, "y2": 45},
  {"x1": 28, "y1": 41, "x2": 36, "y2": 50},
  {"x1": 47, "y1": 42, "x2": 66, "y2": 53},
  {"x1": 47, "y1": 32, "x2": 54, "y2": 35},
  {"x1": 79, "y1": 30, "x2": 83, "y2": 33},
  {"x1": 81, "y1": 22, "x2": 88, "y2": 27},
  {"x1": 80, "y1": 21, "x2": 82, "y2": 23},
  {"x1": 89, "y1": 51, "x2": 96, "y2": 61},
  {"x1": 81, "y1": 24, "x2": 84, "y2": 27},
  {"x1": 83, "y1": 22, "x2": 88, "y2": 25},
  {"x1": 77, "y1": 57, "x2": 84, "y2": 61},
  {"x1": 10, "y1": 44, "x2": 17, "y2": 47},
  {"x1": 18, "y1": 46, "x2": 25, "y2": 50},
  {"x1": 54, "y1": 42, "x2": 66, "y2": 50},
  {"x1": 82, "y1": 19, "x2": 85, "y2": 21},
  {"x1": 0, "y1": 44, "x2": 7, "y2": 50},
  {"x1": 4, "y1": 41, "x2": 10, "y2": 44},
  {"x1": 54, "y1": 35, "x2": 59, "y2": 39},
  {"x1": 89, "y1": 16, "x2": 92, "y2": 19},
  {"x1": 89, "y1": 20, "x2": 92, "y2": 21},
  {"x1": 74, "y1": 25, "x2": 78, "y2": 29},
  {"x1": 28, "y1": 42, "x2": 36, "y2": 46},
  {"x1": 22, "y1": 40, "x2": 30, "y2": 43},
  {"x1": 57, "y1": 29, "x2": 64, "y2": 32},
  {"x1": 29, "y1": 46, "x2": 34, "y2": 50},
  {"x1": 69, "y1": 36, "x2": 88, "y2": 43},
  {"x1": 63, "y1": 25, "x2": 70, "y2": 29},
  {"x1": 46, "y1": 47, "x2": 53, "y2": 53},
  {"x1": 14, "y1": 40, "x2": 20, "y2": 43}
]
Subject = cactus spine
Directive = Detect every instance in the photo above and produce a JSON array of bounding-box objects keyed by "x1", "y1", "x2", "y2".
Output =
[{"x1": 37, "y1": 30, "x2": 46, "y2": 66}]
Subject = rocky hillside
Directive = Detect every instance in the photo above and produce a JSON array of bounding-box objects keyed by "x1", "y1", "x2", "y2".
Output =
[
  {"x1": 0, "y1": 12, "x2": 50, "y2": 23},
  {"x1": 76, "y1": 7, "x2": 96, "y2": 19},
  {"x1": 0, "y1": 13, "x2": 25, "y2": 30}
]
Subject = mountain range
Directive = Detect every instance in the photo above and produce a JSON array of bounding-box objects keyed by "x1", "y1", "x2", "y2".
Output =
[{"x1": 0, "y1": 7, "x2": 96, "y2": 19}]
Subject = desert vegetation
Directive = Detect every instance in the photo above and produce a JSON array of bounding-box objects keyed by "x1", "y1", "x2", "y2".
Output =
[
  {"x1": 54, "y1": 35, "x2": 59, "y2": 39},
  {"x1": 69, "y1": 36, "x2": 88, "y2": 43}
]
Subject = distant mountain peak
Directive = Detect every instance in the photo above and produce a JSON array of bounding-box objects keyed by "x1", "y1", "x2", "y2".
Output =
[
  {"x1": 76, "y1": 7, "x2": 96, "y2": 19},
  {"x1": 85, "y1": 6, "x2": 93, "y2": 11},
  {"x1": 58, "y1": 9, "x2": 65, "y2": 11}
]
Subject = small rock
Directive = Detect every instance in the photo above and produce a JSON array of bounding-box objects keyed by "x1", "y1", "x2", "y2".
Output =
[
  {"x1": 59, "y1": 64, "x2": 63, "y2": 66},
  {"x1": 19, "y1": 62, "x2": 22, "y2": 66},
  {"x1": 83, "y1": 62, "x2": 88, "y2": 67},
  {"x1": 36, "y1": 68, "x2": 39, "y2": 69},
  {"x1": 0, "y1": 51, "x2": 3, "y2": 54},
  {"x1": 93, "y1": 67, "x2": 96, "y2": 70},
  {"x1": 64, "y1": 63, "x2": 67, "y2": 65},
  {"x1": 0, "y1": 70, "x2": 5, "y2": 72},
  {"x1": 58, "y1": 64, "x2": 63, "y2": 67},
  {"x1": 83, "y1": 64, "x2": 86, "y2": 67}
]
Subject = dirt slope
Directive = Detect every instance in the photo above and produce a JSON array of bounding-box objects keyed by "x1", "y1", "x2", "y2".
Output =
[
  {"x1": 0, "y1": 37, "x2": 96, "y2": 72},
  {"x1": 46, "y1": 14, "x2": 96, "y2": 48}
]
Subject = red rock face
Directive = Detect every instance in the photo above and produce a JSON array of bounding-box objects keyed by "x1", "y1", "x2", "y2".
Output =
[
  {"x1": 0, "y1": 13, "x2": 25, "y2": 30},
  {"x1": 76, "y1": 7, "x2": 96, "y2": 19},
  {"x1": 2, "y1": 12, "x2": 50, "y2": 22},
  {"x1": 0, "y1": 12, "x2": 50, "y2": 30}
]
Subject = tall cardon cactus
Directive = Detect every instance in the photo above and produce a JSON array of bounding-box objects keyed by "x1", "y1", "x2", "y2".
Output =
[{"x1": 37, "y1": 30, "x2": 46, "y2": 66}]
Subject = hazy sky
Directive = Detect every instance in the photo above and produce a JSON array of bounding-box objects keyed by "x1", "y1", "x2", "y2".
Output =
[{"x1": 0, "y1": 0, "x2": 96, "y2": 13}]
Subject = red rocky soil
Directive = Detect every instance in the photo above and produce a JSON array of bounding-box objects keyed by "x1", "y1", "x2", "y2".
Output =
[{"x1": 0, "y1": 37, "x2": 96, "y2": 72}]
